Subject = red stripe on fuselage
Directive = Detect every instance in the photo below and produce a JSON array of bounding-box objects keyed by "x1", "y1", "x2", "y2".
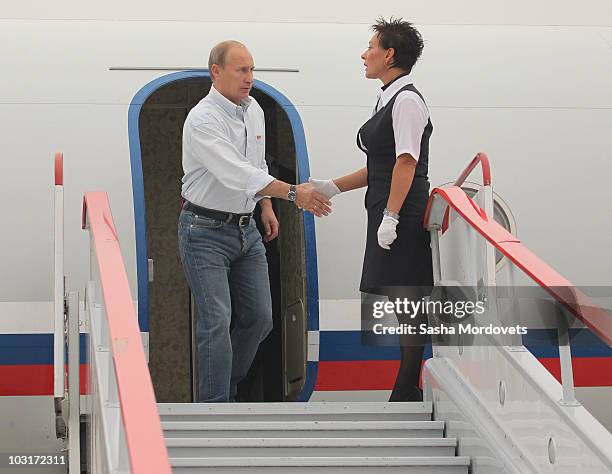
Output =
[
  {"x1": 0, "y1": 365, "x2": 89, "y2": 396},
  {"x1": 538, "y1": 357, "x2": 612, "y2": 387},
  {"x1": 315, "y1": 360, "x2": 401, "y2": 391},
  {"x1": 3, "y1": 358, "x2": 611, "y2": 395},
  {"x1": 315, "y1": 358, "x2": 612, "y2": 391}
]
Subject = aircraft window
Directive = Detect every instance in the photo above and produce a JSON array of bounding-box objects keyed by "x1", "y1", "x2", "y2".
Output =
[{"x1": 441, "y1": 182, "x2": 517, "y2": 271}]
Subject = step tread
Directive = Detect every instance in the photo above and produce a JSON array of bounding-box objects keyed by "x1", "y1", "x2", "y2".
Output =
[
  {"x1": 169, "y1": 456, "x2": 471, "y2": 467},
  {"x1": 158, "y1": 402, "x2": 432, "y2": 415},
  {"x1": 165, "y1": 437, "x2": 457, "y2": 447},
  {"x1": 162, "y1": 420, "x2": 444, "y2": 431}
]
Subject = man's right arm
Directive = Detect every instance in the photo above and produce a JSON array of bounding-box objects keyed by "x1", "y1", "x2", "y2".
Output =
[{"x1": 187, "y1": 119, "x2": 331, "y2": 217}]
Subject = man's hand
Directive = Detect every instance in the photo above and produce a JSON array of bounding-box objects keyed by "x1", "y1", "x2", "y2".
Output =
[
  {"x1": 295, "y1": 183, "x2": 332, "y2": 217},
  {"x1": 259, "y1": 200, "x2": 279, "y2": 242},
  {"x1": 308, "y1": 177, "x2": 341, "y2": 199},
  {"x1": 377, "y1": 215, "x2": 399, "y2": 250}
]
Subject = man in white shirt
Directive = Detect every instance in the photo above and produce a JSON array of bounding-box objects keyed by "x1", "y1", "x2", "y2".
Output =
[{"x1": 179, "y1": 40, "x2": 330, "y2": 402}]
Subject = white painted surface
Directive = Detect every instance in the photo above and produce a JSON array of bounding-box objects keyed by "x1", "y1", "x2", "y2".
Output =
[
  {"x1": 318, "y1": 300, "x2": 362, "y2": 331},
  {"x1": 307, "y1": 330, "x2": 319, "y2": 362},
  {"x1": 577, "y1": 387, "x2": 612, "y2": 432},
  {"x1": 0, "y1": 302, "x2": 54, "y2": 333},
  {"x1": 0, "y1": 397, "x2": 65, "y2": 452},
  {"x1": 2, "y1": 0, "x2": 612, "y2": 25},
  {"x1": 0, "y1": 20, "x2": 610, "y2": 303},
  {"x1": 0, "y1": 300, "x2": 122, "y2": 333}
]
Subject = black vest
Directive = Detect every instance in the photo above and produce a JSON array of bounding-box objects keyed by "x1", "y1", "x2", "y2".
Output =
[{"x1": 357, "y1": 84, "x2": 433, "y2": 216}]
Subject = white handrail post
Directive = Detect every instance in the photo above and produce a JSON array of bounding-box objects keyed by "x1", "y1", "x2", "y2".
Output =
[
  {"x1": 481, "y1": 184, "x2": 496, "y2": 287},
  {"x1": 54, "y1": 160, "x2": 65, "y2": 399},
  {"x1": 557, "y1": 306, "x2": 581, "y2": 406},
  {"x1": 430, "y1": 226, "x2": 442, "y2": 284},
  {"x1": 67, "y1": 291, "x2": 81, "y2": 473},
  {"x1": 505, "y1": 262, "x2": 526, "y2": 351},
  {"x1": 429, "y1": 226, "x2": 442, "y2": 359}
]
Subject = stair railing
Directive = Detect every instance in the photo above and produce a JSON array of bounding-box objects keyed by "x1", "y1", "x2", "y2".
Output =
[
  {"x1": 53, "y1": 153, "x2": 80, "y2": 473},
  {"x1": 82, "y1": 191, "x2": 171, "y2": 473},
  {"x1": 422, "y1": 153, "x2": 612, "y2": 472},
  {"x1": 53, "y1": 152, "x2": 65, "y2": 399}
]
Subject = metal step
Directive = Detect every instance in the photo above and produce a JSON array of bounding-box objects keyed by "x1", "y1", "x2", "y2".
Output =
[
  {"x1": 162, "y1": 420, "x2": 445, "y2": 439},
  {"x1": 165, "y1": 437, "x2": 457, "y2": 457},
  {"x1": 169, "y1": 456, "x2": 471, "y2": 473},
  {"x1": 157, "y1": 402, "x2": 432, "y2": 422}
]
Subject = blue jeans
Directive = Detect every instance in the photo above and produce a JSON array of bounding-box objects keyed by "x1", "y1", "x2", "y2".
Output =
[{"x1": 178, "y1": 209, "x2": 273, "y2": 402}]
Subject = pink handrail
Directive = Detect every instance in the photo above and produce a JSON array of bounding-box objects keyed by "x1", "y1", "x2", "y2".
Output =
[
  {"x1": 82, "y1": 192, "x2": 171, "y2": 474},
  {"x1": 454, "y1": 152, "x2": 491, "y2": 187},
  {"x1": 441, "y1": 152, "x2": 492, "y2": 233},
  {"x1": 55, "y1": 152, "x2": 63, "y2": 186},
  {"x1": 424, "y1": 186, "x2": 612, "y2": 346}
]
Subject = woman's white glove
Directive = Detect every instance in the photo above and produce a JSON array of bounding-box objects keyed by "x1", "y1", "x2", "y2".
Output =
[
  {"x1": 377, "y1": 215, "x2": 399, "y2": 250},
  {"x1": 308, "y1": 177, "x2": 341, "y2": 199}
]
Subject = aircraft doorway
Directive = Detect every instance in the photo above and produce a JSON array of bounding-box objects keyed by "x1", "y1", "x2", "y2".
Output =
[{"x1": 137, "y1": 76, "x2": 308, "y2": 403}]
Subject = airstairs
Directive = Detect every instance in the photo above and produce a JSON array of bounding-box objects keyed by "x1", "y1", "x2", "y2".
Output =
[
  {"x1": 52, "y1": 152, "x2": 612, "y2": 473},
  {"x1": 158, "y1": 402, "x2": 469, "y2": 473}
]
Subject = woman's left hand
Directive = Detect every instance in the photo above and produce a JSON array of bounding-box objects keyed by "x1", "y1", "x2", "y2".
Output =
[{"x1": 377, "y1": 215, "x2": 399, "y2": 249}]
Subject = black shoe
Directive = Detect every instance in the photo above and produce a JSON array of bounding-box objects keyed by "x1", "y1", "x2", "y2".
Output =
[{"x1": 389, "y1": 386, "x2": 423, "y2": 402}]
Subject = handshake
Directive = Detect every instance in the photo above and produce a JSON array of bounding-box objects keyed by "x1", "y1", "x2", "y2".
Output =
[
  {"x1": 304, "y1": 177, "x2": 397, "y2": 250},
  {"x1": 292, "y1": 178, "x2": 341, "y2": 217}
]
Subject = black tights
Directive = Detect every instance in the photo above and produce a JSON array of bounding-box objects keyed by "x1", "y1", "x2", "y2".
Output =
[
  {"x1": 387, "y1": 288, "x2": 428, "y2": 402},
  {"x1": 389, "y1": 342, "x2": 425, "y2": 401}
]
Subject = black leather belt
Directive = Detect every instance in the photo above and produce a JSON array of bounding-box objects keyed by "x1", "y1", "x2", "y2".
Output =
[{"x1": 183, "y1": 201, "x2": 252, "y2": 226}]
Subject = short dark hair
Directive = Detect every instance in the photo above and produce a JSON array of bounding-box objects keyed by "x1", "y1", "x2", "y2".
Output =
[
  {"x1": 208, "y1": 40, "x2": 246, "y2": 80},
  {"x1": 372, "y1": 17, "x2": 424, "y2": 74}
]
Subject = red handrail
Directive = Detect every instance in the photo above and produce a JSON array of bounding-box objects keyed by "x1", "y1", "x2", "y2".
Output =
[
  {"x1": 82, "y1": 192, "x2": 171, "y2": 474},
  {"x1": 55, "y1": 152, "x2": 63, "y2": 186},
  {"x1": 454, "y1": 152, "x2": 491, "y2": 187},
  {"x1": 424, "y1": 186, "x2": 612, "y2": 346},
  {"x1": 441, "y1": 152, "x2": 492, "y2": 233}
]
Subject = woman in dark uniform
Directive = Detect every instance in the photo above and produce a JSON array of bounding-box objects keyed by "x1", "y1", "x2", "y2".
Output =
[{"x1": 310, "y1": 18, "x2": 433, "y2": 401}]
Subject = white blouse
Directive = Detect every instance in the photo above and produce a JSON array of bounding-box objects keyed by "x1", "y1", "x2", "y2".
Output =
[{"x1": 373, "y1": 74, "x2": 430, "y2": 162}]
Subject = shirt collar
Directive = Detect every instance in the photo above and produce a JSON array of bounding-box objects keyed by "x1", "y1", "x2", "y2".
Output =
[
  {"x1": 209, "y1": 84, "x2": 252, "y2": 118},
  {"x1": 377, "y1": 73, "x2": 413, "y2": 109}
]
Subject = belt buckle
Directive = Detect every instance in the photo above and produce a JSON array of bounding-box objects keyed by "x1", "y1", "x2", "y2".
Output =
[{"x1": 238, "y1": 215, "x2": 250, "y2": 226}]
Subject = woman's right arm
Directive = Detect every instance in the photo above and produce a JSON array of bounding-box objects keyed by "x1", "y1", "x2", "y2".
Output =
[{"x1": 333, "y1": 167, "x2": 368, "y2": 192}]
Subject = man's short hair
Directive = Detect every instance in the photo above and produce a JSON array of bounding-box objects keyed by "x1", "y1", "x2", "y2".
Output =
[
  {"x1": 208, "y1": 40, "x2": 246, "y2": 78},
  {"x1": 372, "y1": 17, "x2": 424, "y2": 74}
]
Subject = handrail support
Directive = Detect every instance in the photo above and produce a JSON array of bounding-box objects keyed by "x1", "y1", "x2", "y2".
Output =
[
  {"x1": 454, "y1": 152, "x2": 491, "y2": 188},
  {"x1": 54, "y1": 153, "x2": 65, "y2": 399},
  {"x1": 430, "y1": 228, "x2": 442, "y2": 284},
  {"x1": 557, "y1": 306, "x2": 581, "y2": 407},
  {"x1": 67, "y1": 291, "x2": 81, "y2": 473}
]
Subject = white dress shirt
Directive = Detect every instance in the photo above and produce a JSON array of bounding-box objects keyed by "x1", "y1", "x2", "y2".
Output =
[
  {"x1": 372, "y1": 74, "x2": 429, "y2": 162},
  {"x1": 181, "y1": 85, "x2": 275, "y2": 213}
]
